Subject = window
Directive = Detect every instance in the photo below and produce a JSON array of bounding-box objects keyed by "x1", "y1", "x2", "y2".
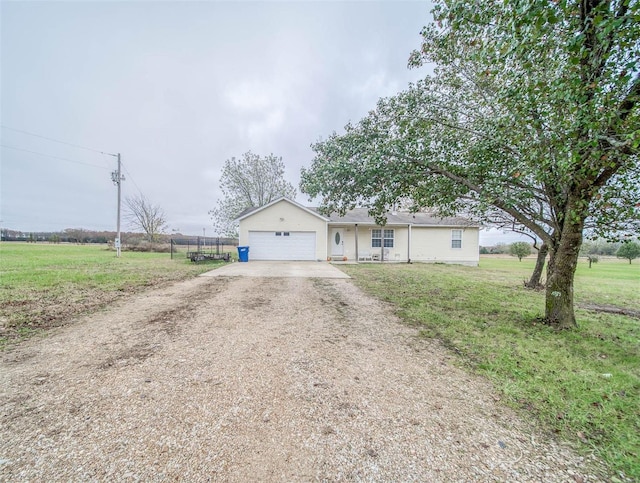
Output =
[
  {"x1": 383, "y1": 229, "x2": 394, "y2": 247},
  {"x1": 371, "y1": 229, "x2": 381, "y2": 247},
  {"x1": 372, "y1": 229, "x2": 394, "y2": 248},
  {"x1": 275, "y1": 232, "x2": 282, "y2": 236},
  {"x1": 451, "y1": 229, "x2": 462, "y2": 249},
  {"x1": 283, "y1": 232, "x2": 290, "y2": 236}
]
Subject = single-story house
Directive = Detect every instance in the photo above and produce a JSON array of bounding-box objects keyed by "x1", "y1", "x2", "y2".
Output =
[{"x1": 237, "y1": 197, "x2": 480, "y2": 266}]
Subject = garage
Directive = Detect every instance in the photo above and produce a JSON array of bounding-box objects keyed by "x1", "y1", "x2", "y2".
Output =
[{"x1": 248, "y1": 231, "x2": 317, "y2": 261}]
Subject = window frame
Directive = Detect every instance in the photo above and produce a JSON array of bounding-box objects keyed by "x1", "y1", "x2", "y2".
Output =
[
  {"x1": 371, "y1": 228, "x2": 394, "y2": 248},
  {"x1": 383, "y1": 229, "x2": 394, "y2": 248},
  {"x1": 451, "y1": 229, "x2": 462, "y2": 249}
]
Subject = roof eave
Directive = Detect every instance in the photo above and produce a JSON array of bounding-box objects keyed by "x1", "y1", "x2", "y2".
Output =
[{"x1": 236, "y1": 196, "x2": 330, "y2": 222}]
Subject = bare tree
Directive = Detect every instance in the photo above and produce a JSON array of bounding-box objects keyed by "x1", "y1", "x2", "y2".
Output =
[{"x1": 125, "y1": 194, "x2": 167, "y2": 242}]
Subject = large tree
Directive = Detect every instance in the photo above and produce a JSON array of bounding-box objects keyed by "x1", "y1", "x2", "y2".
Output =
[
  {"x1": 125, "y1": 194, "x2": 167, "y2": 242},
  {"x1": 300, "y1": 0, "x2": 639, "y2": 329},
  {"x1": 210, "y1": 151, "x2": 296, "y2": 236}
]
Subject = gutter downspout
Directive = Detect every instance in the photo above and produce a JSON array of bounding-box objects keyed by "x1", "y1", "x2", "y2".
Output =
[{"x1": 408, "y1": 223, "x2": 412, "y2": 263}]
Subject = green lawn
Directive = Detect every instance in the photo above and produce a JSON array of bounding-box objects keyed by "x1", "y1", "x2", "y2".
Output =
[
  {"x1": 479, "y1": 256, "x2": 640, "y2": 309},
  {"x1": 0, "y1": 242, "x2": 220, "y2": 347},
  {"x1": 340, "y1": 257, "x2": 640, "y2": 481},
  {"x1": 2, "y1": 244, "x2": 638, "y2": 478}
]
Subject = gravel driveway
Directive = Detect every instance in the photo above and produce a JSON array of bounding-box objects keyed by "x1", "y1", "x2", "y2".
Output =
[
  {"x1": 200, "y1": 261, "x2": 351, "y2": 279},
  {"x1": 0, "y1": 272, "x2": 605, "y2": 481}
]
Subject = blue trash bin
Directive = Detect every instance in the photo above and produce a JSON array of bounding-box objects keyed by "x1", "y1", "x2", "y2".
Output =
[{"x1": 237, "y1": 246, "x2": 249, "y2": 262}]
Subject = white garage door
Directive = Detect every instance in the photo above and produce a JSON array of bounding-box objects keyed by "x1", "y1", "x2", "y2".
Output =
[{"x1": 248, "y1": 231, "x2": 316, "y2": 261}]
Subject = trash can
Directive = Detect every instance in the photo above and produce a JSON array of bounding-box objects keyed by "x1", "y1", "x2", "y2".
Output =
[{"x1": 237, "y1": 246, "x2": 249, "y2": 262}]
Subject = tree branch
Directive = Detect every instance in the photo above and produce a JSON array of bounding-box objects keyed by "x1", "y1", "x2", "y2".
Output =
[{"x1": 419, "y1": 160, "x2": 551, "y2": 243}]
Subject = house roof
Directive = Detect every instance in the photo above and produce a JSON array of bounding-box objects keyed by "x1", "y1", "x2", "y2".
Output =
[
  {"x1": 314, "y1": 207, "x2": 477, "y2": 227},
  {"x1": 235, "y1": 205, "x2": 260, "y2": 219},
  {"x1": 236, "y1": 197, "x2": 477, "y2": 227},
  {"x1": 235, "y1": 197, "x2": 329, "y2": 222}
]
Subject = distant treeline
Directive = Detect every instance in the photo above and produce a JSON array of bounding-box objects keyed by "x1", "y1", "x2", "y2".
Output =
[
  {"x1": 480, "y1": 238, "x2": 626, "y2": 256},
  {"x1": 0, "y1": 228, "x2": 237, "y2": 247}
]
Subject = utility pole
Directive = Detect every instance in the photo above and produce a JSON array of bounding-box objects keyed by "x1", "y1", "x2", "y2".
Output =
[{"x1": 111, "y1": 153, "x2": 125, "y2": 257}]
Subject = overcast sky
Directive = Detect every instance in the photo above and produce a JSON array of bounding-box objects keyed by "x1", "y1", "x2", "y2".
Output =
[{"x1": 1, "y1": 0, "x2": 521, "y2": 245}]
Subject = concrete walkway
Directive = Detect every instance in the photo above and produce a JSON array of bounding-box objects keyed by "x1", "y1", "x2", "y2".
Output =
[{"x1": 200, "y1": 260, "x2": 351, "y2": 279}]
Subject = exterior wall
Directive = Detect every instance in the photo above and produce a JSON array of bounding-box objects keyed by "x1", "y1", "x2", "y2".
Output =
[
  {"x1": 239, "y1": 200, "x2": 479, "y2": 265},
  {"x1": 330, "y1": 225, "x2": 411, "y2": 262},
  {"x1": 410, "y1": 226, "x2": 479, "y2": 266},
  {"x1": 329, "y1": 224, "x2": 479, "y2": 266},
  {"x1": 239, "y1": 200, "x2": 327, "y2": 261}
]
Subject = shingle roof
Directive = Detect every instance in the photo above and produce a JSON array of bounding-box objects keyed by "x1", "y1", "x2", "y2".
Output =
[
  {"x1": 236, "y1": 197, "x2": 477, "y2": 227},
  {"x1": 236, "y1": 206, "x2": 260, "y2": 219},
  {"x1": 312, "y1": 207, "x2": 477, "y2": 227}
]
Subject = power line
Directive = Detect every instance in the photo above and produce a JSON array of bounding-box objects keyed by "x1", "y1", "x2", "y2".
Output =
[
  {"x1": 1, "y1": 125, "x2": 117, "y2": 157},
  {"x1": 0, "y1": 127, "x2": 149, "y2": 201},
  {"x1": 0, "y1": 144, "x2": 111, "y2": 170},
  {"x1": 120, "y1": 161, "x2": 145, "y2": 197}
]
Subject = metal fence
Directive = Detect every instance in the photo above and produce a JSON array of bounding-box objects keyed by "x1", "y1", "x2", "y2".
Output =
[{"x1": 170, "y1": 236, "x2": 238, "y2": 260}]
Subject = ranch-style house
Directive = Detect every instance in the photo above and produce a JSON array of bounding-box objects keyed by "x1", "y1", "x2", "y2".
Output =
[{"x1": 237, "y1": 197, "x2": 480, "y2": 266}]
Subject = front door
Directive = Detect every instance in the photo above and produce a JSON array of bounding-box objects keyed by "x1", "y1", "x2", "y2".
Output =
[{"x1": 331, "y1": 228, "x2": 344, "y2": 256}]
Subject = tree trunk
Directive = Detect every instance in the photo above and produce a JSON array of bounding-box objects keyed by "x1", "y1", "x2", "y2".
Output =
[
  {"x1": 525, "y1": 242, "x2": 547, "y2": 289},
  {"x1": 544, "y1": 213, "x2": 584, "y2": 329}
]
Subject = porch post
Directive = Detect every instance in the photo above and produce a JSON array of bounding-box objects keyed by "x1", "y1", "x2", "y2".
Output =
[
  {"x1": 408, "y1": 223, "x2": 412, "y2": 263},
  {"x1": 355, "y1": 224, "x2": 359, "y2": 262}
]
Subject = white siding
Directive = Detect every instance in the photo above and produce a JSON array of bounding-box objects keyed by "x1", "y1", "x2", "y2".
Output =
[
  {"x1": 410, "y1": 226, "x2": 479, "y2": 265},
  {"x1": 336, "y1": 225, "x2": 410, "y2": 262},
  {"x1": 333, "y1": 225, "x2": 479, "y2": 265},
  {"x1": 239, "y1": 200, "x2": 327, "y2": 261},
  {"x1": 248, "y1": 231, "x2": 316, "y2": 260}
]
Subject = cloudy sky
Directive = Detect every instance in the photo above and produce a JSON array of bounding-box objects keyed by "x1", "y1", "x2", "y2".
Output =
[{"x1": 1, "y1": 0, "x2": 518, "y2": 244}]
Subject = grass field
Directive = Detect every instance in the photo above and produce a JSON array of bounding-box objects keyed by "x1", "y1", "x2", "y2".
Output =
[
  {"x1": 0, "y1": 242, "x2": 224, "y2": 348},
  {"x1": 479, "y1": 255, "x2": 640, "y2": 310},
  {"x1": 340, "y1": 257, "x2": 639, "y2": 480},
  {"x1": 1, "y1": 244, "x2": 638, "y2": 478}
]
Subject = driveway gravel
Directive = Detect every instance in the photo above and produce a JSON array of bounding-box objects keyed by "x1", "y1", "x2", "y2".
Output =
[
  {"x1": 200, "y1": 261, "x2": 351, "y2": 279},
  {"x1": 0, "y1": 273, "x2": 606, "y2": 481}
]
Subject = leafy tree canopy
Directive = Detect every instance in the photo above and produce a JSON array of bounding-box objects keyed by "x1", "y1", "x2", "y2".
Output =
[
  {"x1": 510, "y1": 242, "x2": 533, "y2": 261},
  {"x1": 300, "y1": 0, "x2": 639, "y2": 328},
  {"x1": 616, "y1": 241, "x2": 640, "y2": 263},
  {"x1": 210, "y1": 151, "x2": 296, "y2": 237}
]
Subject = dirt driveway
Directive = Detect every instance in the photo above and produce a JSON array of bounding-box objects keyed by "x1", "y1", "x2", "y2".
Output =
[{"x1": 0, "y1": 272, "x2": 604, "y2": 481}]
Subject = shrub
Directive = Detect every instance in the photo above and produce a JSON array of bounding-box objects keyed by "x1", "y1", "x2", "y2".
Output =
[
  {"x1": 509, "y1": 241, "x2": 532, "y2": 261},
  {"x1": 123, "y1": 242, "x2": 172, "y2": 253},
  {"x1": 616, "y1": 242, "x2": 640, "y2": 264}
]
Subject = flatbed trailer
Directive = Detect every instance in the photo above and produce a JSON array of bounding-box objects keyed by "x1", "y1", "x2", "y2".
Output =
[{"x1": 187, "y1": 251, "x2": 231, "y2": 262}]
